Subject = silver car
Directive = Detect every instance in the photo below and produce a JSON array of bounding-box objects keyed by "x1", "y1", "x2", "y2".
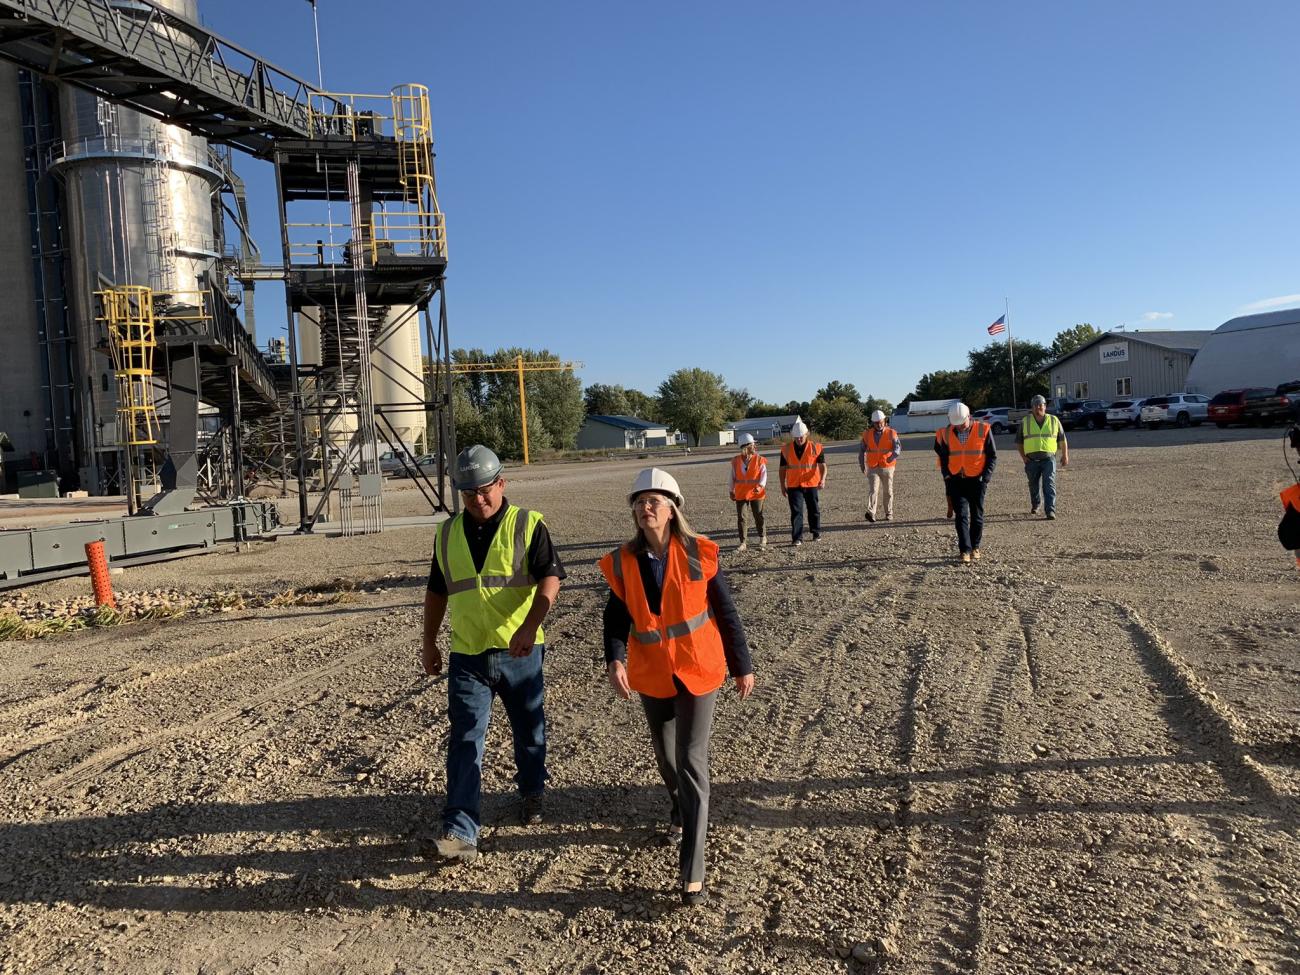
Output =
[{"x1": 1140, "y1": 394, "x2": 1210, "y2": 429}]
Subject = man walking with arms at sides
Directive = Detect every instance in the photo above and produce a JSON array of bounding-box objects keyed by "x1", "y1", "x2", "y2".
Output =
[
  {"x1": 779, "y1": 419, "x2": 826, "y2": 547},
  {"x1": 730, "y1": 433, "x2": 767, "y2": 550},
  {"x1": 859, "y1": 409, "x2": 901, "y2": 522},
  {"x1": 1017, "y1": 394, "x2": 1068, "y2": 519},
  {"x1": 934, "y1": 403, "x2": 997, "y2": 564},
  {"x1": 422, "y1": 444, "x2": 566, "y2": 861}
]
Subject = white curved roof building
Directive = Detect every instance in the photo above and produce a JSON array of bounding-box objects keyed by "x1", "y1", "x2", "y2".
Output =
[{"x1": 1184, "y1": 309, "x2": 1300, "y2": 393}]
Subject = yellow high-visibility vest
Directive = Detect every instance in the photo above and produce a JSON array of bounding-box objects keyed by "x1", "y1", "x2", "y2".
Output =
[
  {"x1": 435, "y1": 505, "x2": 544, "y2": 654},
  {"x1": 1020, "y1": 414, "x2": 1062, "y2": 455}
]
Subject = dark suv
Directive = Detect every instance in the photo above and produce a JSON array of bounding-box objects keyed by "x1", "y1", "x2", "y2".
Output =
[
  {"x1": 1058, "y1": 399, "x2": 1110, "y2": 431},
  {"x1": 1241, "y1": 385, "x2": 1296, "y2": 426}
]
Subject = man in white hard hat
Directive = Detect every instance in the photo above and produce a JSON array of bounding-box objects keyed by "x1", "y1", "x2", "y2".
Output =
[
  {"x1": 933, "y1": 403, "x2": 998, "y2": 563},
  {"x1": 779, "y1": 419, "x2": 826, "y2": 546},
  {"x1": 729, "y1": 433, "x2": 767, "y2": 550},
  {"x1": 423, "y1": 444, "x2": 567, "y2": 861},
  {"x1": 858, "y1": 409, "x2": 901, "y2": 522},
  {"x1": 1016, "y1": 394, "x2": 1068, "y2": 519}
]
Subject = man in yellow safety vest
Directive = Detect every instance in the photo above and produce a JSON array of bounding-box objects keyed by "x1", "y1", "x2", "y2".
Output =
[
  {"x1": 1016, "y1": 394, "x2": 1069, "y2": 519},
  {"x1": 422, "y1": 444, "x2": 566, "y2": 861}
]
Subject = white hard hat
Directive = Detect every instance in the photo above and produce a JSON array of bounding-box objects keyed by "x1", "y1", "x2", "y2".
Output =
[
  {"x1": 737, "y1": 432, "x2": 755, "y2": 446},
  {"x1": 628, "y1": 467, "x2": 684, "y2": 508},
  {"x1": 870, "y1": 410, "x2": 886, "y2": 423},
  {"x1": 790, "y1": 419, "x2": 808, "y2": 438},
  {"x1": 948, "y1": 402, "x2": 971, "y2": 425}
]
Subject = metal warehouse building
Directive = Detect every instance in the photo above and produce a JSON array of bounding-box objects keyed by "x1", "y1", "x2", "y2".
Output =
[
  {"x1": 1039, "y1": 330, "x2": 1212, "y2": 401},
  {"x1": 1183, "y1": 309, "x2": 1300, "y2": 394}
]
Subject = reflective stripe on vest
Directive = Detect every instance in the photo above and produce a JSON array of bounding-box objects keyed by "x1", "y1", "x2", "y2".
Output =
[
  {"x1": 732, "y1": 454, "x2": 766, "y2": 500},
  {"x1": 862, "y1": 426, "x2": 898, "y2": 469},
  {"x1": 938, "y1": 422, "x2": 990, "y2": 477},
  {"x1": 598, "y1": 534, "x2": 726, "y2": 697},
  {"x1": 1020, "y1": 414, "x2": 1061, "y2": 455},
  {"x1": 437, "y1": 505, "x2": 544, "y2": 654},
  {"x1": 782, "y1": 441, "x2": 821, "y2": 488}
]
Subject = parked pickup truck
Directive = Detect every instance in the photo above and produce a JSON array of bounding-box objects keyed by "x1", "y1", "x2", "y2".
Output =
[{"x1": 1240, "y1": 386, "x2": 1295, "y2": 426}]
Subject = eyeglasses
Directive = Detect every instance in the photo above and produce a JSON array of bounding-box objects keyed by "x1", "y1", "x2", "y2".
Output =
[
  {"x1": 632, "y1": 496, "x2": 673, "y2": 510},
  {"x1": 460, "y1": 478, "x2": 502, "y2": 500}
]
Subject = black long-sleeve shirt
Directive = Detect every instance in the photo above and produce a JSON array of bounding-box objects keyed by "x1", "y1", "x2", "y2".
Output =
[
  {"x1": 602, "y1": 550, "x2": 753, "y2": 677},
  {"x1": 933, "y1": 424, "x2": 998, "y2": 481}
]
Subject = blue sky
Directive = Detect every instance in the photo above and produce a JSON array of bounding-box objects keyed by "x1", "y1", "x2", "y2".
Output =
[{"x1": 206, "y1": 0, "x2": 1300, "y2": 406}]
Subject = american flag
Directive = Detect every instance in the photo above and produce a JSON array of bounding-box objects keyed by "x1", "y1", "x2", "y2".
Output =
[{"x1": 987, "y1": 315, "x2": 1006, "y2": 336}]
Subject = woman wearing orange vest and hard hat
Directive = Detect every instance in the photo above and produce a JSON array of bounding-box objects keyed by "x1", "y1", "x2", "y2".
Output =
[
  {"x1": 933, "y1": 402, "x2": 998, "y2": 563},
  {"x1": 779, "y1": 419, "x2": 826, "y2": 546},
  {"x1": 729, "y1": 433, "x2": 767, "y2": 550},
  {"x1": 600, "y1": 468, "x2": 755, "y2": 905}
]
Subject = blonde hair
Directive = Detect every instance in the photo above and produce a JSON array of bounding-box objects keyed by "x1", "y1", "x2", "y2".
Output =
[{"x1": 628, "y1": 499, "x2": 704, "y2": 554}]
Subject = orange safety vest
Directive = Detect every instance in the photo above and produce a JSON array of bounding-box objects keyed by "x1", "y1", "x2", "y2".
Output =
[
  {"x1": 732, "y1": 453, "x2": 766, "y2": 501},
  {"x1": 598, "y1": 535, "x2": 727, "y2": 698},
  {"x1": 937, "y1": 421, "x2": 991, "y2": 477},
  {"x1": 1282, "y1": 483, "x2": 1300, "y2": 511},
  {"x1": 862, "y1": 426, "x2": 900, "y2": 470},
  {"x1": 781, "y1": 440, "x2": 822, "y2": 488}
]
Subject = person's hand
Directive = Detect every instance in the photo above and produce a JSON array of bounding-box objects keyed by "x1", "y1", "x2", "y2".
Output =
[
  {"x1": 729, "y1": 492, "x2": 737, "y2": 502},
  {"x1": 734, "y1": 673, "x2": 755, "y2": 700},
  {"x1": 1061, "y1": 456, "x2": 1069, "y2": 468},
  {"x1": 780, "y1": 486, "x2": 788, "y2": 497},
  {"x1": 508, "y1": 624, "x2": 538, "y2": 657},
  {"x1": 606, "y1": 660, "x2": 631, "y2": 700},
  {"x1": 421, "y1": 639, "x2": 443, "y2": 676}
]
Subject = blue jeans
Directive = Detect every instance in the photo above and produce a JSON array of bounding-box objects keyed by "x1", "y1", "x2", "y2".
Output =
[
  {"x1": 787, "y1": 487, "x2": 821, "y2": 542},
  {"x1": 1024, "y1": 456, "x2": 1057, "y2": 514},
  {"x1": 443, "y1": 645, "x2": 547, "y2": 845}
]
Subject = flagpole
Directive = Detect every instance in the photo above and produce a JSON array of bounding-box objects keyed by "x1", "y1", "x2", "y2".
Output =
[{"x1": 1005, "y1": 296, "x2": 1018, "y2": 408}]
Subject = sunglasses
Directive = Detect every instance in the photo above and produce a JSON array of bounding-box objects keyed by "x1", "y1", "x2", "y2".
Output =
[{"x1": 460, "y1": 478, "x2": 502, "y2": 500}]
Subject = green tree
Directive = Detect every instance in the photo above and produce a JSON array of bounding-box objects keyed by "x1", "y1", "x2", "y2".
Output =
[
  {"x1": 862, "y1": 394, "x2": 895, "y2": 418},
  {"x1": 1051, "y1": 323, "x2": 1102, "y2": 359},
  {"x1": 965, "y1": 341, "x2": 1051, "y2": 408},
  {"x1": 745, "y1": 399, "x2": 784, "y2": 418},
  {"x1": 725, "y1": 386, "x2": 754, "y2": 421},
  {"x1": 913, "y1": 369, "x2": 969, "y2": 401},
  {"x1": 782, "y1": 400, "x2": 811, "y2": 418},
  {"x1": 807, "y1": 397, "x2": 867, "y2": 440},
  {"x1": 624, "y1": 388, "x2": 661, "y2": 421},
  {"x1": 449, "y1": 347, "x2": 581, "y2": 458},
  {"x1": 657, "y1": 368, "x2": 730, "y2": 447},
  {"x1": 815, "y1": 380, "x2": 861, "y2": 405},
  {"x1": 584, "y1": 383, "x2": 630, "y2": 417}
]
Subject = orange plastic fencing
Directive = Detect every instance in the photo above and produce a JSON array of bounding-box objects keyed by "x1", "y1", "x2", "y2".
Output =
[{"x1": 84, "y1": 540, "x2": 117, "y2": 610}]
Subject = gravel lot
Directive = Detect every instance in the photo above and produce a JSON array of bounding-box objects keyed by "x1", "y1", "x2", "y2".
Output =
[{"x1": 1, "y1": 425, "x2": 1298, "y2": 974}]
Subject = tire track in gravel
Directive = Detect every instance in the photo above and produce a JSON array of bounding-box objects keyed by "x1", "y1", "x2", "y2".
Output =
[
  {"x1": 884, "y1": 577, "x2": 1030, "y2": 975},
  {"x1": 708, "y1": 563, "x2": 925, "y2": 964},
  {"x1": 39, "y1": 614, "x2": 412, "y2": 793},
  {"x1": 1116, "y1": 603, "x2": 1300, "y2": 972}
]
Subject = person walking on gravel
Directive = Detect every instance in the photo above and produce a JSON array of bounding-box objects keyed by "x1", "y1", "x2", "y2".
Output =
[
  {"x1": 1017, "y1": 394, "x2": 1068, "y2": 519},
  {"x1": 859, "y1": 409, "x2": 901, "y2": 522},
  {"x1": 780, "y1": 419, "x2": 826, "y2": 546},
  {"x1": 600, "y1": 468, "x2": 755, "y2": 905},
  {"x1": 729, "y1": 433, "x2": 768, "y2": 550},
  {"x1": 422, "y1": 444, "x2": 566, "y2": 861},
  {"x1": 934, "y1": 403, "x2": 997, "y2": 564}
]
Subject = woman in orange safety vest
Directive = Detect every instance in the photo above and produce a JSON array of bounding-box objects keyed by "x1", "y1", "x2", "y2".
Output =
[
  {"x1": 600, "y1": 467, "x2": 755, "y2": 905},
  {"x1": 729, "y1": 432, "x2": 767, "y2": 550}
]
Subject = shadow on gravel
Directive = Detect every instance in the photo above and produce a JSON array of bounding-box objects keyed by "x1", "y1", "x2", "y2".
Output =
[{"x1": 2, "y1": 760, "x2": 1293, "y2": 915}]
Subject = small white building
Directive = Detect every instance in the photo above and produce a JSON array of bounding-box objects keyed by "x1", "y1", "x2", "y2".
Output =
[
  {"x1": 729, "y1": 414, "x2": 802, "y2": 442},
  {"x1": 577, "y1": 415, "x2": 674, "y2": 450},
  {"x1": 698, "y1": 428, "x2": 736, "y2": 447},
  {"x1": 891, "y1": 399, "x2": 960, "y2": 434}
]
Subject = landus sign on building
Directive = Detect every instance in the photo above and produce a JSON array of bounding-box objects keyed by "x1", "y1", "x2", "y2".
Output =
[{"x1": 1099, "y1": 340, "x2": 1129, "y2": 364}]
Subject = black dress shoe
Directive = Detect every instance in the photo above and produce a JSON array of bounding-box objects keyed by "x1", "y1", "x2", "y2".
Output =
[{"x1": 680, "y1": 885, "x2": 706, "y2": 906}]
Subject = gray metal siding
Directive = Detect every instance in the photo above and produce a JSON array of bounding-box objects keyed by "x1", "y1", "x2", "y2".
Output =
[
  {"x1": 1046, "y1": 340, "x2": 1194, "y2": 401},
  {"x1": 576, "y1": 422, "x2": 628, "y2": 450}
]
